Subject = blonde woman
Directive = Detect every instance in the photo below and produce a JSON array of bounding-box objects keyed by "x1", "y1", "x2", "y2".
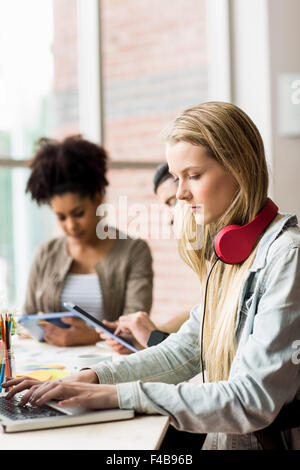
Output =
[{"x1": 5, "y1": 102, "x2": 300, "y2": 450}]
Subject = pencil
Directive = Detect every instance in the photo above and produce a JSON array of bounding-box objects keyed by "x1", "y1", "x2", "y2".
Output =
[
  {"x1": 0, "y1": 315, "x2": 10, "y2": 379},
  {"x1": 0, "y1": 342, "x2": 4, "y2": 393},
  {"x1": 8, "y1": 317, "x2": 13, "y2": 376}
]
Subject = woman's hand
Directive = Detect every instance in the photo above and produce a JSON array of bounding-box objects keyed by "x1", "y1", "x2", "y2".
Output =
[
  {"x1": 3, "y1": 376, "x2": 43, "y2": 403},
  {"x1": 39, "y1": 317, "x2": 100, "y2": 346},
  {"x1": 3, "y1": 369, "x2": 99, "y2": 402},
  {"x1": 98, "y1": 312, "x2": 157, "y2": 354},
  {"x1": 25, "y1": 381, "x2": 118, "y2": 410},
  {"x1": 3, "y1": 376, "x2": 118, "y2": 410},
  {"x1": 97, "y1": 320, "x2": 139, "y2": 354}
]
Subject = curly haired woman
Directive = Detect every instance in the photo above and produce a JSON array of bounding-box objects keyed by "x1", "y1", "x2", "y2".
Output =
[{"x1": 22, "y1": 135, "x2": 153, "y2": 346}]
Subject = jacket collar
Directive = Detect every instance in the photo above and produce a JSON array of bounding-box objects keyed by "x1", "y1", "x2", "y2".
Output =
[
  {"x1": 51, "y1": 237, "x2": 73, "y2": 282},
  {"x1": 250, "y1": 213, "x2": 298, "y2": 272}
]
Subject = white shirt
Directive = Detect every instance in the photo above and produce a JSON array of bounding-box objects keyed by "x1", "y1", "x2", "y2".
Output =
[{"x1": 60, "y1": 273, "x2": 103, "y2": 320}]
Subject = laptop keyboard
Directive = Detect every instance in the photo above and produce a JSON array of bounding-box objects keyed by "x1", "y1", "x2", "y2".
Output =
[{"x1": 0, "y1": 395, "x2": 65, "y2": 421}]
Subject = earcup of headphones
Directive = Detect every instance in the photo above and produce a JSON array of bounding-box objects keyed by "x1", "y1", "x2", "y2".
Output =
[
  {"x1": 213, "y1": 198, "x2": 278, "y2": 265},
  {"x1": 214, "y1": 224, "x2": 256, "y2": 264}
]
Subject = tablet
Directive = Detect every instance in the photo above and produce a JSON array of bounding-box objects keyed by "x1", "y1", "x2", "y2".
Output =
[
  {"x1": 18, "y1": 312, "x2": 77, "y2": 342},
  {"x1": 63, "y1": 302, "x2": 139, "y2": 353}
]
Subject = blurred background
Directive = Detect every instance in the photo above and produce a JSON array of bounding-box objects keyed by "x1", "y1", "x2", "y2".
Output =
[{"x1": 0, "y1": 0, "x2": 299, "y2": 325}]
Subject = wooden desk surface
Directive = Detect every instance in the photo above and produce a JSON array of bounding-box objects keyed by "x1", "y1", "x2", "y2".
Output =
[
  {"x1": 0, "y1": 336, "x2": 170, "y2": 450},
  {"x1": 0, "y1": 414, "x2": 170, "y2": 450}
]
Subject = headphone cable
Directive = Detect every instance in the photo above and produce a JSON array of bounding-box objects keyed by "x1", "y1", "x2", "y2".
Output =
[{"x1": 200, "y1": 257, "x2": 220, "y2": 383}]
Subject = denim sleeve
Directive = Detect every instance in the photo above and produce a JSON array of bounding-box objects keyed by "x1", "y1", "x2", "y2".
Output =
[
  {"x1": 116, "y1": 245, "x2": 300, "y2": 434},
  {"x1": 91, "y1": 305, "x2": 201, "y2": 385}
]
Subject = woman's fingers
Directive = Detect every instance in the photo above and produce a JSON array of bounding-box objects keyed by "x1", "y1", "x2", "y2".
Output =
[
  {"x1": 28, "y1": 381, "x2": 91, "y2": 407},
  {"x1": 4, "y1": 377, "x2": 42, "y2": 400},
  {"x1": 98, "y1": 331, "x2": 111, "y2": 341},
  {"x1": 24, "y1": 380, "x2": 69, "y2": 406},
  {"x1": 18, "y1": 384, "x2": 43, "y2": 406},
  {"x1": 3, "y1": 376, "x2": 29, "y2": 388},
  {"x1": 102, "y1": 320, "x2": 118, "y2": 330},
  {"x1": 57, "y1": 391, "x2": 94, "y2": 409},
  {"x1": 42, "y1": 321, "x2": 99, "y2": 347},
  {"x1": 60, "y1": 317, "x2": 85, "y2": 326},
  {"x1": 33, "y1": 383, "x2": 70, "y2": 406},
  {"x1": 102, "y1": 338, "x2": 132, "y2": 354},
  {"x1": 24, "y1": 380, "x2": 92, "y2": 406},
  {"x1": 6, "y1": 378, "x2": 118, "y2": 411},
  {"x1": 113, "y1": 326, "x2": 122, "y2": 336},
  {"x1": 58, "y1": 395, "x2": 83, "y2": 408}
]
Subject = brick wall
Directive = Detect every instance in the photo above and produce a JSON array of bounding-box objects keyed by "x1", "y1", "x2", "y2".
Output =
[
  {"x1": 52, "y1": 0, "x2": 80, "y2": 138},
  {"x1": 101, "y1": 0, "x2": 208, "y2": 162},
  {"x1": 101, "y1": 0, "x2": 208, "y2": 323}
]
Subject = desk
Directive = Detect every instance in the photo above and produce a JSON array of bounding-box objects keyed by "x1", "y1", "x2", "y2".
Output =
[
  {"x1": 0, "y1": 415, "x2": 170, "y2": 450},
  {"x1": 0, "y1": 336, "x2": 170, "y2": 450}
]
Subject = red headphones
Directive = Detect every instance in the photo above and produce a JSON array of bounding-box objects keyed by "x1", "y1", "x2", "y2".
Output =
[{"x1": 213, "y1": 198, "x2": 278, "y2": 265}]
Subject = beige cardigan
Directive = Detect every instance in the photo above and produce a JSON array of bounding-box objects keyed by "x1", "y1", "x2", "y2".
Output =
[{"x1": 24, "y1": 232, "x2": 153, "y2": 321}]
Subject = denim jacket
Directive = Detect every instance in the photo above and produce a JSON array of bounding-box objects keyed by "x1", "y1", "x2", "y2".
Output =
[{"x1": 91, "y1": 214, "x2": 300, "y2": 450}]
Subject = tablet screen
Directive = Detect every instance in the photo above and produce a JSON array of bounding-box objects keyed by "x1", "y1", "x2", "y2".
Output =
[{"x1": 63, "y1": 302, "x2": 139, "y2": 353}]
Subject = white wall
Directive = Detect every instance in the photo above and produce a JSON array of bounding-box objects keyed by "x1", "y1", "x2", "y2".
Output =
[
  {"x1": 230, "y1": 0, "x2": 273, "y2": 192},
  {"x1": 209, "y1": 0, "x2": 300, "y2": 218},
  {"x1": 268, "y1": 0, "x2": 300, "y2": 217}
]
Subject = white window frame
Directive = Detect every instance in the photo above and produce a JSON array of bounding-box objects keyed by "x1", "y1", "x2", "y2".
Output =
[
  {"x1": 205, "y1": 0, "x2": 232, "y2": 102},
  {"x1": 76, "y1": 0, "x2": 103, "y2": 145},
  {"x1": 206, "y1": 0, "x2": 272, "y2": 195}
]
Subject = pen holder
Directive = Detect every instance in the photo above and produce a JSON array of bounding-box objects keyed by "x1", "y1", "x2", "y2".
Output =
[
  {"x1": 0, "y1": 344, "x2": 16, "y2": 393},
  {"x1": 6, "y1": 347, "x2": 16, "y2": 379},
  {"x1": 0, "y1": 313, "x2": 17, "y2": 392}
]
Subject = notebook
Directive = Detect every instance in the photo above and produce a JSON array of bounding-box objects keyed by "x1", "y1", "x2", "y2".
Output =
[{"x1": 0, "y1": 394, "x2": 134, "y2": 433}]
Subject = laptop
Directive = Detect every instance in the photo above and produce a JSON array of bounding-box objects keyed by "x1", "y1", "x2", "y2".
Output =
[{"x1": 0, "y1": 393, "x2": 134, "y2": 433}]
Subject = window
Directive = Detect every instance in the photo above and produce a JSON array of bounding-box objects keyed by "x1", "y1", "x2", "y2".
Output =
[
  {"x1": 0, "y1": 0, "x2": 80, "y2": 308},
  {"x1": 1, "y1": 0, "x2": 211, "y2": 321}
]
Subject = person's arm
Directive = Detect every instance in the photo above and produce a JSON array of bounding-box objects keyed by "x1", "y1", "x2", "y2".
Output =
[
  {"x1": 100, "y1": 310, "x2": 189, "y2": 354},
  {"x1": 3, "y1": 307, "x2": 201, "y2": 406},
  {"x1": 115, "y1": 245, "x2": 300, "y2": 433},
  {"x1": 99, "y1": 312, "x2": 158, "y2": 354},
  {"x1": 156, "y1": 310, "x2": 190, "y2": 334},
  {"x1": 3, "y1": 374, "x2": 118, "y2": 410},
  {"x1": 7, "y1": 245, "x2": 299, "y2": 434},
  {"x1": 91, "y1": 305, "x2": 201, "y2": 385},
  {"x1": 122, "y1": 239, "x2": 153, "y2": 315}
]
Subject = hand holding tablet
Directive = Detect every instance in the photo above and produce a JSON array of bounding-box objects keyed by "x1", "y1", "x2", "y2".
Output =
[
  {"x1": 63, "y1": 302, "x2": 139, "y2": 353},
  {"x1": 18, "y1": 312, "x2": 77, "y2": 342},
  {"x1": 18, "y1": 306, "x2": 139, "y2": 352}
]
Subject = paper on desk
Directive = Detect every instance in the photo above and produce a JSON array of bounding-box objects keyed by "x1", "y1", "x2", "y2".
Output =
[
  {"x1": 12, "y1": 336, "x2": 109, "y2": 374},
  {"x1": 17, "y1": 369, "x2": 71, "y2": 380}
]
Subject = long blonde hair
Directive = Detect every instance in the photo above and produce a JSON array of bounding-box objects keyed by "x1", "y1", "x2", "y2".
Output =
[{"x1": 166, "y1": 102, "x2": 269, "y2": 382}]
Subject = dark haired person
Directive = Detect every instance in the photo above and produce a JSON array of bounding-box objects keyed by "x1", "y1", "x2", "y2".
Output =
[
  {"x1": 23, "y1": 135, "x2": 153, "y2": 346},
  {"x1": 153, "y1": 162, "x2": 177, "y2": 226},
  {"x1": 100, "y1": 163, "x2": 191, "y2": 354}
]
